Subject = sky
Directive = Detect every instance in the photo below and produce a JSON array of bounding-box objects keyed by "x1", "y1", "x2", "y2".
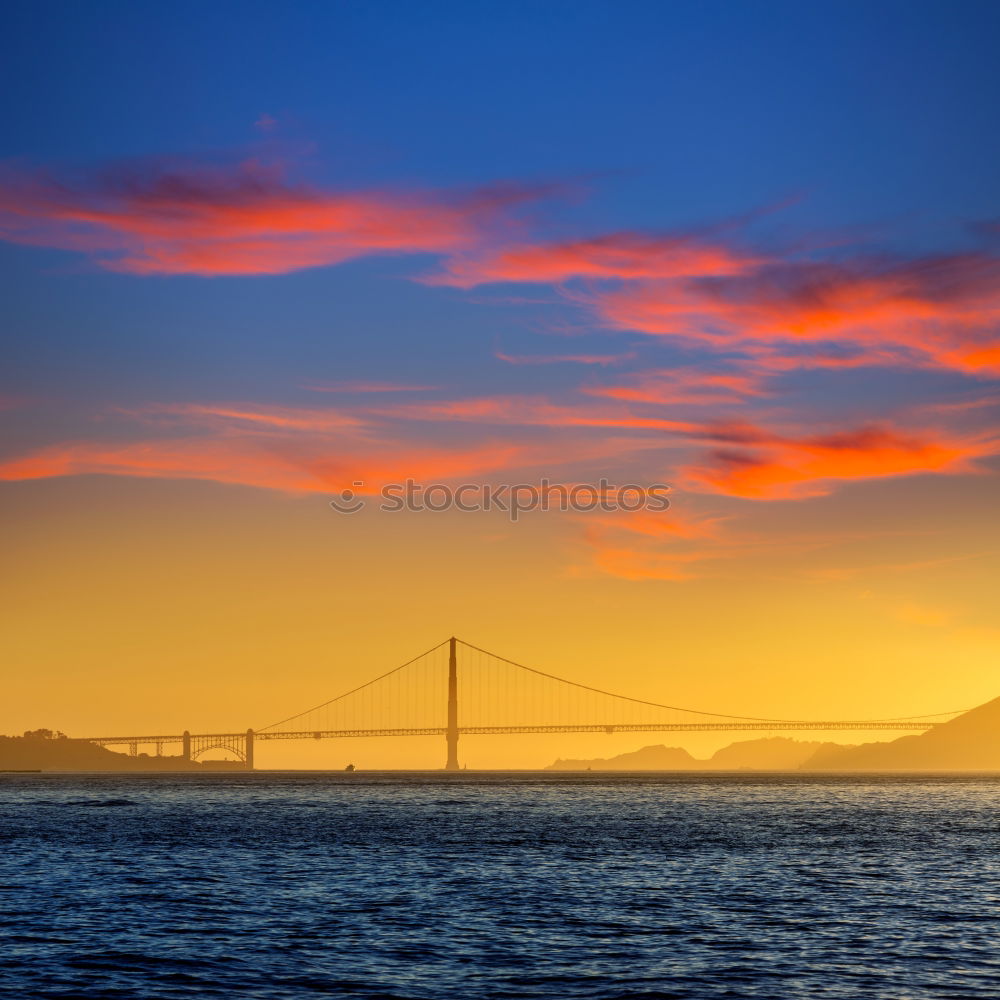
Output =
[{"x1": 2, "y1": 0, "x2": 999, "y2": 768}]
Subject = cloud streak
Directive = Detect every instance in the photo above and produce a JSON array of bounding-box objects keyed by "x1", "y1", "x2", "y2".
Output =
[
  {"x1": 495, "y1": 349, "x2": 637, "y2": 367},
  {"x1": 680, "y1": 423, "x2": 992, "y2": 499},
  {"x1": 3, "y1": 153, "x2": 996, "y2": 385},
  {"x1": 428, "y1": 232, "x2": 756, "y2": 286},
  {"x1": 0, "y1": 432, "x2": 525, "y2": 495},
  {"x1": 429, "y1": 223, "x2": 1000, "y2": 378},
  {"x1": 0, "y1": 159, "x2": 541, "y2": 276},
  {"x1": 593, "y1": 253, "x2": 1000, "y2": 376}
]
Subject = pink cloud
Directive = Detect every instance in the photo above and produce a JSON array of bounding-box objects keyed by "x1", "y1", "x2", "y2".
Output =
[
  {"x1": 680, "y1": 423, "x2": 992, "y2": 499},
  {"x1": 581, "y1": 539, "x2": 714, "y2": 581},
  {"x1": 0, "y1": 396, "x2": 671, "y2": 494},
  {"x1": 371, "y1": 393, "x2": 704, "y2": 435},
  {"x1": 575, "y1": 508, "x2": 732, "y2": 581},
  {"x1": 585, "y1": 368, "x2": 770, "y2": 406},
  {"x1": 593, "y1": 253, "x2": 1000, "y2": 375},
  {"x1": 0, "y1": 159, "x2": 543, "y2": 276},
  {"x1": 429, "y1": 231, "x2": 756, "y2": 287},
  {"x1": 0, "y1": 433, "x2": 525, "y2": 495}
]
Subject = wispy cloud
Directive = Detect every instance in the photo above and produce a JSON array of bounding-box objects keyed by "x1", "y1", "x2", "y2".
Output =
[
  {"x1": 578, "y1": 539, "x2": 718, "y2": 581},
  {"x1": 680, "y1": 423, "x2": 992, "y2": 499},
  {"x1": 430, "y1": 219, "x2": 1000, "y2": 379},
  {"x1": 593, "y1": 252, "x2": 1000, "y2": 376},
  {"x1": 132, "y1": 402, "x2": 368, "y2": 432},
  {"x1": 428, "y1": 231, "x2": 756, "y2": 287},
  {"x1": 0, "y1": 397, "x2": 664, "y2": 494},
  {"x1": 495, "y1": 350, "x2": 636, "y2": 367},
  {"x1": 0, "y1": 429, "x2": 524, "y2": 495},
  {"x1": 584, "y1": 368, "x2": 769, "y2": 406},
  {"x1": 3, "y1": 153, "x2": 998, "y2": 580},
  {"x1": 0, "y1": 158, "x2": 545, "y2": 276},
  {"x1": 573, "y1": 508, "x2": 733, "y2": 581},
  {"x1": 368, "y1": 387, "x2": 999, "y2": 503}
]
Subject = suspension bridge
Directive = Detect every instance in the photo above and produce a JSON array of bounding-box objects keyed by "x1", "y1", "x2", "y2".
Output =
[{"x1": 77, "y1": 637, "x2": 961, "y2": 769}]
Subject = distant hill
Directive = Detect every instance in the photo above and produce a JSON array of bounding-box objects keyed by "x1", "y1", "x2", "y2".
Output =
[
  {"x1": 804, "y1": 695, "x2": 1000, "y2": 771},
  {"x1": 0, "y1": 731, "x2": 244, "y2": 771},
  {"x1": 709, "y1": 737, "x2": 849, "y2": 770},
  {"x1": 546, "y1": 737, "x2": 851, "y2": 771},
  {"x1": 547, "y1": 744, "x2": 698, "y2": 770},
  {"x1": 547, "y1": 698, "x2": 1000, "y2": 773}
]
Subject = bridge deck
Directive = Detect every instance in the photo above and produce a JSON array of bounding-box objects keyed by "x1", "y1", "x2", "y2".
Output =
[{"x1": 79, "y1": 719, "x2": 936, "y2": 747}]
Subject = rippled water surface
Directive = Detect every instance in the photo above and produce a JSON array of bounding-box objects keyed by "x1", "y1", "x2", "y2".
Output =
[{"x1": 1, "y1": 772, "x2": 998, "y2": 999}]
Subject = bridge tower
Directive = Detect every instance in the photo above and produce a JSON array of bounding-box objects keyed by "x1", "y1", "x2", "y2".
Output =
[
  {"x1": 446, "y1": 636, "x2": 459, "y2": 771},
  {"x1": 182, "y1": 730, "x2": 191, "y2": 762},
  {"x1": 245, "y1": 728, "x2": 254, "y2": 770}
]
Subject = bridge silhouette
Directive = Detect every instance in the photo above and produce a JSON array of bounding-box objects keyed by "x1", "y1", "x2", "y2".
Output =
[{"x1": 80, "y1": 637, "x2": 959, "y2": 769}]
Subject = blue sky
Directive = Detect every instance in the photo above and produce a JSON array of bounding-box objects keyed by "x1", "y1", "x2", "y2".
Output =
[{"x1": 3, "y1": 1, "x2": 999, "y2": 406}]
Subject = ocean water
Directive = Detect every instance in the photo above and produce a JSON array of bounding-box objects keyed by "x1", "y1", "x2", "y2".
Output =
[{"x1": 0, "y1": 772, "x2": 998, "y2": 1000}]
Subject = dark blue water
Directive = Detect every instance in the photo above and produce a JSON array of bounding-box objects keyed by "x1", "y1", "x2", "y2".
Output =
[{"x1": 1, "y1": 772, "x2": 998, "y2": 999}]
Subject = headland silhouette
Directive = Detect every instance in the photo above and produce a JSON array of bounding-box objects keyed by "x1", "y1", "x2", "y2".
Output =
[
  {"x1": 0, "y1": 730, "x2": 245, "y2": 772},
  {"x1": 548, "y1": 695, "x2": 1000, "y2": 772}
]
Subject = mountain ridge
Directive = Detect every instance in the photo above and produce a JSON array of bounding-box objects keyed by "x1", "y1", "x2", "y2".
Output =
[
  {"x1": 546, "y1": 737, "x2": 850, "y2": 771},
  {"x1": 804, "y1": 694, "x2": 1000, "y2": 770},
  {"x1": 546, "y1": 695, "x2": 1000, "y2": 771}
]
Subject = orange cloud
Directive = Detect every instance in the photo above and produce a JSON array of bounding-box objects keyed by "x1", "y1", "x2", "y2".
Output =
[
  {"x1": 594, "y1": 254, "x2": 1000, "y2": 375},
  {"x1": 372, "y1": 394, "x2": 704, "y2": 435},
  {"x1": 0, "y1": 159, "x2": 541, "y2": 275},
  {"x1": 0, "y1": 394, "x2": 678, "y2": 495},
  {"x1": 575, "y1": 508, "x2": 732, "y2": 581},
  {"x1": 947, "y1": 343, "x2": 1000, "y2": 373},
  {"x1": 0, "y1": 435, "x2": 525, "y2": 494},
  {"x1": 368, "y1": 393, "x2": 998, "y2": 502},
  {"x1": 582, "y1": 540, "x2": 713, "y2": 581},
  {"x1": 585, "y1": 369, "x2": 769, "y2": 406},
  {"x1": 0, "y1": 397, "x2": 544, "y2": 493},
  {"x1": 431, "y1": 231, "x2": 755, "y2": 286},
  {"x1": 681, "y1": 424, "x2": 991, "y2": 499},
  {"x1": 587, "y1": 508, "x2": 727, "y2": 540},
  {"x1": 431, "y1": 219, "x2": 1000, "y2": 380}
]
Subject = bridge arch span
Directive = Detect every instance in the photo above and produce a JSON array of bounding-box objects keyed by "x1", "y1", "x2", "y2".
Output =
[{"x1": 190, "y1": 734, "x2": 247, "y2": 763}]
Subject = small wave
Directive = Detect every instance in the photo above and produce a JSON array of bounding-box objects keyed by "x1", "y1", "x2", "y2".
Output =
[{"x1": 68, "y1": 798, "x2": 138, "y2": 808}]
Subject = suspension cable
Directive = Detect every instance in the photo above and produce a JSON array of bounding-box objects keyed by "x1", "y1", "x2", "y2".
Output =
[
  {"x1": 456, "y1": 639, "x2": 966, "y2": 724},
  {"x1": 257, "y1": 638, "x2": 451, "y2": 731}
]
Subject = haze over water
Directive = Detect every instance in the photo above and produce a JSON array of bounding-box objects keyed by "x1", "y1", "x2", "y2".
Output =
[{"x1": 2, "y1": 772, "x2": 998, "y2": 1000}]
